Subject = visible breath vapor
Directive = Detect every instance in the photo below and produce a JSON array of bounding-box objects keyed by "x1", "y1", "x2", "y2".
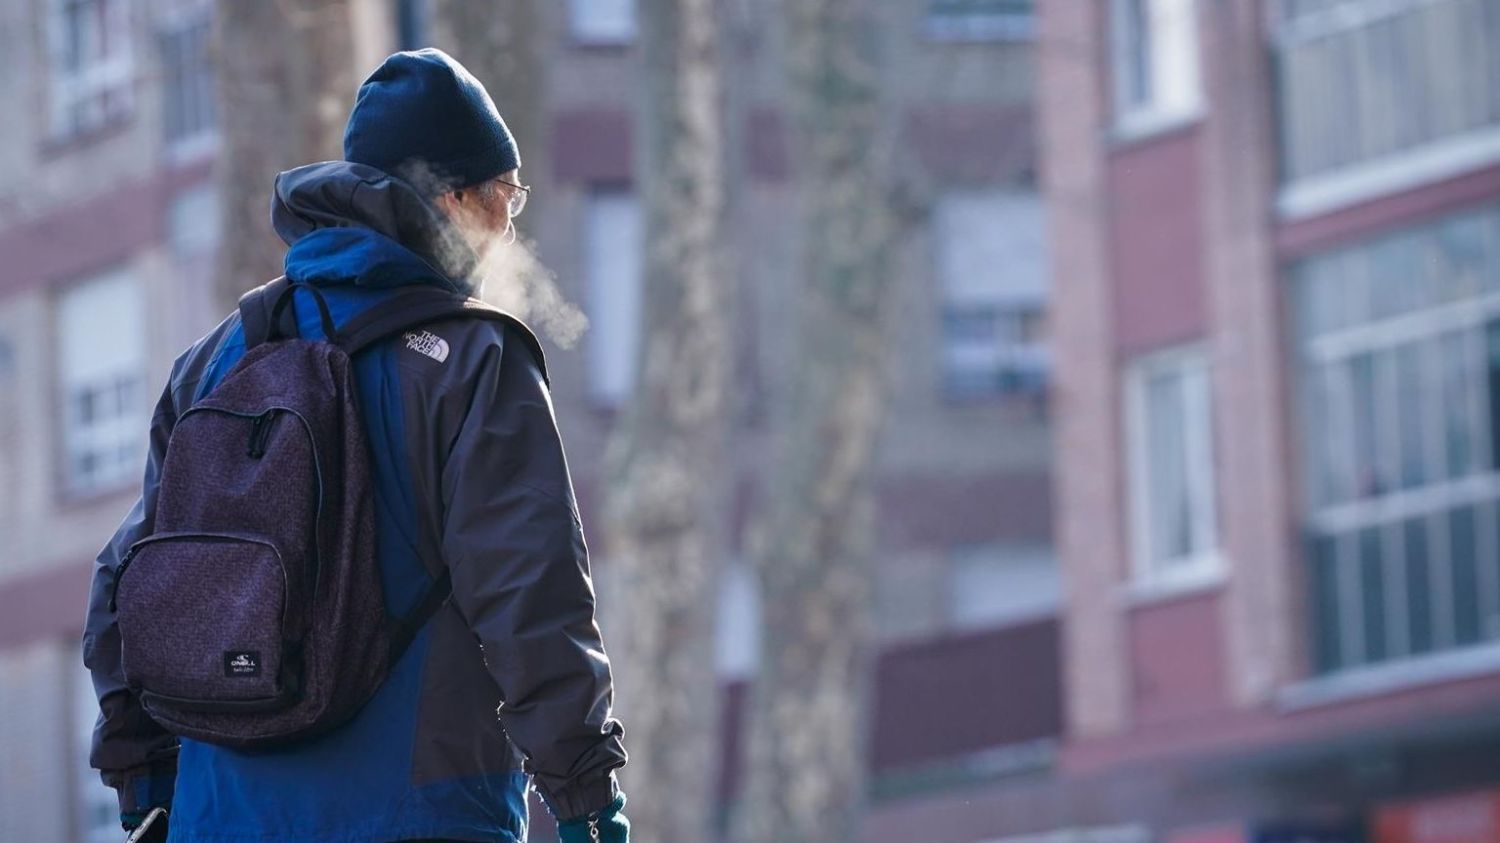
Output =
[
  {"x1": 469, "y1": 233, "x2": 590, "y2": 350},
  {"x1": 394, "y1": 159, "x2": 589, "y2": 350}
]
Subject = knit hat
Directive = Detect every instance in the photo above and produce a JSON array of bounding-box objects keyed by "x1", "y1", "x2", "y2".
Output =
[{"x1": 343, "y1": 48, "x2": 520, "y2": 194}]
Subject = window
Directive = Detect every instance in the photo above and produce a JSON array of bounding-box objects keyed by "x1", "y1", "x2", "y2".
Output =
[
  {"x1": 167, "y1": 183, "x2": 219, "y2": 259},
  {"x1": 925, "y1": 0, "x2": 1034, "y2": 42},
  {"x1": 947, "y1": 543, "x2": 1060, "y2": 631},
  {"x1": 567, "y1": 0, "x2": 636, "y2": 45},
  {"x1": 936, "y1": 191, "x2": 1050, "y2": 400},
  {"x1": 716, "y1": 562, "x2": 761, "y2": 678},
  {"x1": 159, "y1": 13, "x2": 216, "y2": 151},
  {"x1": 58, "y1": 269, "x2": 148, "y2": 496},
  {"x1": 1110, "y1": 0, "x2": 1201, "y2": 137},
  {"x1": 583, "y1": 190, "x2": 643, "y2": 406},
  {"x1": 47, "y1": 0, "x2": 135, "y2": 139},
  {"x1": 1272, "y1": 0, "x2": 1500, "y2": 197},
  {"x1": 1126, "y1": 347, "x2": 1219, "y2": 588},
  {"x1": 1294, "y1": 204, "x2": 1500, "y2": 674},
  {"x1": 74, "y1": 663, "x2": 116, "y2": 843}
]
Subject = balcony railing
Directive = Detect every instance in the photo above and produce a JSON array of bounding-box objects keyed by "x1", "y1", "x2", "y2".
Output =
[{"x1": 1272, "y1": 0, "x2": 1500, "y2": 206}]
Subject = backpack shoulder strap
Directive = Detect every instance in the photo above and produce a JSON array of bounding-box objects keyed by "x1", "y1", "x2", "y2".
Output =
[
  {"x1": 333, "y1": 286, "x2": 549, "y2": 385},
  {"x1": 236, "y1": 276, "x2": 295, "y2": 350}
]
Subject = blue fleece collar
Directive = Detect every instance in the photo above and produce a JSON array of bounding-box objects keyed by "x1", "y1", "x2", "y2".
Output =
[{"x1": 284, "y1": 227, "x2": 467, "y2": 293}]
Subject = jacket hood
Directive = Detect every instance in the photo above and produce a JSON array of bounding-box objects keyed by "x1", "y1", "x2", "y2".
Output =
[{"x1": 271, "y1": 160, "x2": 479, "y2": 293}]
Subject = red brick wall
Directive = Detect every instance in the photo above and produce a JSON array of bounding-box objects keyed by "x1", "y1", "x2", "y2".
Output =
[
  {"x1": 1128, "y1": 592, "x2": 1228, "y2": 727},
  {"x1": 1108, "y1": 127, "x2": 1209, "y2": 354}
]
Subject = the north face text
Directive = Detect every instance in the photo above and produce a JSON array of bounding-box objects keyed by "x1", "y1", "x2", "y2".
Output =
[{"x1": 403, "y1": 330, "x2": 450, "y2": 363}]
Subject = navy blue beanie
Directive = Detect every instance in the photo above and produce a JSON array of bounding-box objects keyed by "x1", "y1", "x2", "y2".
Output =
[{"x1": 343, "y1": 48, "x2": 520, "y2": 193}]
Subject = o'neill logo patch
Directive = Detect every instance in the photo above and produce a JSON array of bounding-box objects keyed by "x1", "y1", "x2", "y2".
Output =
[
  {"x1": 224, "y1": 651, "x2": 262, "y2": 678},
  {"x1": 404, "y1": 330, "x2": 450, "y2": 363}
]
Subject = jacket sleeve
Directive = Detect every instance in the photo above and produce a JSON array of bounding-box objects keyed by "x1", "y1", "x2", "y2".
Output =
[
  {"x1": 80, "y1": 377, "x2": 181, "y2": 821},
  {"x1": 439, "y1": 327, "x2": 628, "y2": 823}
]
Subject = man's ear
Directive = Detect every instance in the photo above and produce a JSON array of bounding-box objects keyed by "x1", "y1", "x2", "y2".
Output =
[{"x1": 432, "y1": 189, "x2": 463, "y2": 217}]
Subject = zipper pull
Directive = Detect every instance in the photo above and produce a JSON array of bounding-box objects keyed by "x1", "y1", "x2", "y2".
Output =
[
  {"x1": 588, "y1": 817, "x2": 601, "y2": 842},
  {"x1": 247, "y1": 412, "x2": 275, "y2": 458}
]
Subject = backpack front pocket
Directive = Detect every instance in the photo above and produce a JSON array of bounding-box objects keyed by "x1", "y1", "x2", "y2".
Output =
[{"x1": 115, "y1": 531, "x2": 300, "y2": 711}]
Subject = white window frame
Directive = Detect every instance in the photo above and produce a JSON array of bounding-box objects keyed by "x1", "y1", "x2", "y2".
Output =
[
  {"x1": 566, "y1": 0, "x2": 637, "y2": 45},
  {"x1": 1125, "y1": 345, "x2": 1223, "y2": 595},
  {"x1": 935, "y1": 190, "x2": 1051, "y2": 400},
  {"x1": 46, "y1": 0, "x2": 136, "y2": 140},
  {"x1": 583, "y1": 189, "x2": 644, "y2": 407},
  {"x1": 158, "y1": 8, "x2": 217, "y2": 160},
  {"x1": 715, "y1": 560, "x2": 762, "y2": 678},
  {"x1": 57, "y1": 268, "x2": 149, "y2": 498},
  {"x1": 1110, "y1": 0, "x2": 1204, "y2": 141},
  {"x1": 947, "y1": 543, "x2": 1061, "y2": 631},
  {"x1": 1270, "y1": 0, "x2": 1500, "y2": 219},
  {"x1": 1294, "y1": 206, "x2": 1500, "y2": 675}
]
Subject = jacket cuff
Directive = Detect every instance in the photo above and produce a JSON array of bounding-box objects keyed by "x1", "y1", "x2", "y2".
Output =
[
  {"x1": 538, "y1": 772, "x2": 621, "y2": 824},
  {"x1": 105, "y1": 757, "x2": 177, "y2": 818}
]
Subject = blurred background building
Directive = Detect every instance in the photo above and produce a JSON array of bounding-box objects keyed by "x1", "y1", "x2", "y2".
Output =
[{"x1": 0, "y1": 1, "x2": 1055, "y2": 841}]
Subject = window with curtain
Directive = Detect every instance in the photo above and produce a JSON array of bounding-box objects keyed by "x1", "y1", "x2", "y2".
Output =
[{"x1": 1294, "y1": 203, "x2": 1500, "y2": 674}]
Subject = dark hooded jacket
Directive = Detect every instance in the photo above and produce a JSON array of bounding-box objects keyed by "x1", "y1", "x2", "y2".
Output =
[{"x1": 81, "y1": 161, "x2": 627, "y2": 843}]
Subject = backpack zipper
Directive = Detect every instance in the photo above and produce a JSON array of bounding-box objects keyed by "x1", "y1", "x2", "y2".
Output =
[
  {"x1": 178, "y1": 404, "x2": 325, "y2": 597},
  {"x1": 108, "y1": 545, "x2": 141, "y2": 613},
  {"x1": 246, "y1": 412, "x2": 276, "y2": 459}
]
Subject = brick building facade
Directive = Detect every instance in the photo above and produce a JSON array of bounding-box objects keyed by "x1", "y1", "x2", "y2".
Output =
[
  {"x1": 0, "y1": 1, "x2": 1057, "y2": 840},
  {"x1": 1038, "y1": 1, "x2": 1500, "y2": 842}
]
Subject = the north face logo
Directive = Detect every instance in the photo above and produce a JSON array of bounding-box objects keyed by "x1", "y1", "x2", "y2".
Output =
[
  {"x1": 223, "y1": 651, "x2": 261, "y2": 678},
  {"x1": 403, "y1": 330, "x2": 450, "y2": 363}
]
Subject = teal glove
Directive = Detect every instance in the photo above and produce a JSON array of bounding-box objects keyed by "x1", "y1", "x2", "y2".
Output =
[{"x1": 557, "y1": 793, "x2": 629, "y2": 843}]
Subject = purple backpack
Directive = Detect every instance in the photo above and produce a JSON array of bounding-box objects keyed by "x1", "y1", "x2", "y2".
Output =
[{"x1": 110, "y1": 278, "x2": 545, "y2": 749}]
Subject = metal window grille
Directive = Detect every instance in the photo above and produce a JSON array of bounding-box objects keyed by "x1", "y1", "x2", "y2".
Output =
[{"x1": 925, "y1": 0, "x2": 1035, "y2": 42}]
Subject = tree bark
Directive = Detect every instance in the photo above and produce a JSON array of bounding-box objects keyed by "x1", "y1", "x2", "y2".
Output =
[
  {"x1": 734, "y1": 1, "x2": 896, "y2": 841},
  {"x1": 427, "y1": 0, "x2": 548, "y2": 232},
  {"x1": 212, "y1": 0, "x2": 366, "y2": 312},
  {"x1": 600, "y1": 0, "x2": 729, "y2": 840}
]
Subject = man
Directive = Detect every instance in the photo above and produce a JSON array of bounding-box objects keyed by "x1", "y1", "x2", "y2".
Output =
[{"x1": 82, "y1": 49, "x2": 630, "y2": 843}]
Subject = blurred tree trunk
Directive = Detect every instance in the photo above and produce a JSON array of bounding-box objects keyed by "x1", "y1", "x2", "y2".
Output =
[
  {"x1": 213, "y1": 0, "x2": 366, "y2": 312},
  {"x1": 428, "y1": 0, "x2": 549, "y2": 233},
  {"x1": 601, "y1": 0, "x2": 729, "y2": 840},
  {"x1": 733, "y1": 1, "x2": 896, "y2": 841}
]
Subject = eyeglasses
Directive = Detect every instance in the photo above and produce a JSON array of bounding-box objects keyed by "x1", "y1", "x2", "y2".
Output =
[{"x1": 496, "y1": 178, "x2": 531, "y2": 217}]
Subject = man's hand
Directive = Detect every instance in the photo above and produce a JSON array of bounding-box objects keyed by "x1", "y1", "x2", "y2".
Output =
[{"x1": 557, "y1": 793, "x2": 629, "y2": 843}]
